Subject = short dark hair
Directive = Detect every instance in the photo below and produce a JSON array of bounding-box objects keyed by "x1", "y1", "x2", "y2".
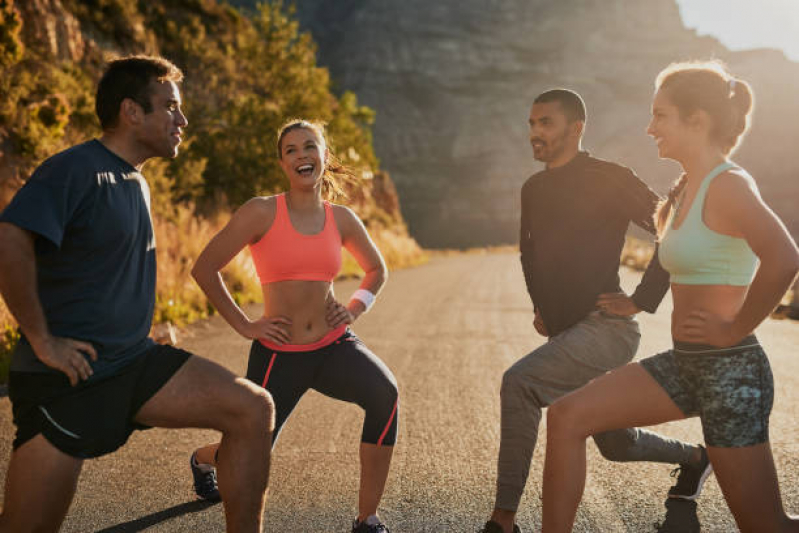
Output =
[
  {"x1": 95, "y1": 55, "x2": 184, "y2": 130},
  {"x1": 533, "y1": 88, "x2": 586, "y2": 123}
]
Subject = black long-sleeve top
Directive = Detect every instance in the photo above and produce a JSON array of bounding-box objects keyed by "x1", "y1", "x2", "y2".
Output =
[{"x1": 519, "y1": 151, "x2": 670, "y2": 337}]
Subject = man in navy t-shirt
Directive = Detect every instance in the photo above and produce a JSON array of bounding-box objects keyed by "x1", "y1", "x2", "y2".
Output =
[{"x1": 0, "y1": 56, "x2": 274, "y2": 533}]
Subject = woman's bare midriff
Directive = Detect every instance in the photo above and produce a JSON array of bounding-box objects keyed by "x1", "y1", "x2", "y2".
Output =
[
  {"x1": 670, "y1": 283, "x2": 749, "y2": 343},
  {"x1": 261, "y1": 280, "x2": 336, "y2": 345}
]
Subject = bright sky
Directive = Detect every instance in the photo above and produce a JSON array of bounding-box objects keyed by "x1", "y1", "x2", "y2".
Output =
[{"x1": 675, "y1": 0, "x2": 799, "y2": 62}]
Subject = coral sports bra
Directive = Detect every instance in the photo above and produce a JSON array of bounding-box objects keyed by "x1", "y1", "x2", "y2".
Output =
[
  {"x1": 659, "y1": 162, "x2": 759, "y2": 286},
  {"x1": 249, "y1": 194, "x2": 342, "y2": 284}
]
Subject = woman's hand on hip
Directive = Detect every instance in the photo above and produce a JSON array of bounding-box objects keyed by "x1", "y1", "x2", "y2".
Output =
[
  {"x1": 242, "y1": 316, "x2": 292, "y2": 345},
  {"x1": 676, "y1": 310, "x2": 744, "y2": 347},
  {"x1": 326, "y1": 298, "x2": 355, "y2": 328}
]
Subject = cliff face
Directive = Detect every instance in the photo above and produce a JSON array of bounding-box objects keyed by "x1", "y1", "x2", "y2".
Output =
[{"x1": 230, "y1": 0, "x2": 799, "y2": 247}]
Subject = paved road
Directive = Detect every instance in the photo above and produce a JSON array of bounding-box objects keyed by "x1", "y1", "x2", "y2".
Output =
[{"x1": 2, "y1": 252, "x2": 798, "y2": 532}]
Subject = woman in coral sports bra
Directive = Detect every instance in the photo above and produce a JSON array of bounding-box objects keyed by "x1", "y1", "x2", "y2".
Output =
[
  {"x1": 539, "y1": 62, "x2": 799, "y2": 532},
  {"x1": 188, "y1": 119, "x2": 398, "y2": 533}
]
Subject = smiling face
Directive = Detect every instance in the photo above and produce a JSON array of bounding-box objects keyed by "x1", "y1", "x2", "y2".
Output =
[
  {"x1": 278, "y1": 126, "x2": 329, "y2": 190},
  {"x1": 528, "y1": 101, "x2": 581, "y2": 167},
  {"x1": 135, "y1": 80, "x2": 187, "y2": 159},
  {"x1": 646, "y1": 88, "x2": 697, "y2": 162}
]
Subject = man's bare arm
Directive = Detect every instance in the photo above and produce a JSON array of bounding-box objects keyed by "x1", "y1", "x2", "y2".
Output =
[{"x1": 0, "y1": 222, "x2": 96, "y2": 385}]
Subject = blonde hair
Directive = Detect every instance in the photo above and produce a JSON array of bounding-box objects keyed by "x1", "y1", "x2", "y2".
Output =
[
  {"x1": 654, "y1": 60, "x2": 754, "y2": 236},
  {"x1": 276, "y1": 119, "x2": 354, "y2": 200}
]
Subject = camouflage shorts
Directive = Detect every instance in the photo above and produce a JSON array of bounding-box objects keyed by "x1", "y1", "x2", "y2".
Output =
[{"x1": 640, "y1": 335, "x2": 773, "y2": 448}]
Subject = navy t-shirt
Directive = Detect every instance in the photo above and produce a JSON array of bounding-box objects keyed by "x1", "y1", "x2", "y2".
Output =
[{"x1": 0, "y1": 139, "x2": 157, "y2": 380}]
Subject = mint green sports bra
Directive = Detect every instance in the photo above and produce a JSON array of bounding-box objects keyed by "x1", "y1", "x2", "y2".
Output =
[{"x1": 659, "y1": 162, "x2": 759, "y2": 285}]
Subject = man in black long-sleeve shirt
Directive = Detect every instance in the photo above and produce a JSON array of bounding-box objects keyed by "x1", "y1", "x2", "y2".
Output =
[
  {"x1": 480, "y1": 90, "x2": 710, "y2": 533},
  {"x1": 520, "y1": 151, "x2": 670, "y2": 337}
]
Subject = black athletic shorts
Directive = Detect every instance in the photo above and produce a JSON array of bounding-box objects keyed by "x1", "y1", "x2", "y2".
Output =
[{"x1": 8, "y1": 344, "x2": 191, "y2": 458}]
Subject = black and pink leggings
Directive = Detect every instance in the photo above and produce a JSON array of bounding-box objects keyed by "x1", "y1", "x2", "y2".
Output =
[{"x1": 246, "y1": 329, "x2": 399, "y2": 446}]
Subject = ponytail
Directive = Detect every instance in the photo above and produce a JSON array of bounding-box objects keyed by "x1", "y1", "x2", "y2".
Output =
[
  {"x1": 723, "y1": 78, "x2": 753, "y2": 154},
  {"x1": 321, "y1": 151, "x2": 355, "y2": 201}
]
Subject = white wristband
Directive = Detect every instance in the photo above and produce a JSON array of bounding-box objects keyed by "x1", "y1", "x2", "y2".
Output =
[{"x1": 350, "y1": 289, "x2": 376, "y2": 312}]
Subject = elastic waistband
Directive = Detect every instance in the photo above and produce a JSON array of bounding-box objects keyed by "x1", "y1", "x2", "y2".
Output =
[
  {"x1": 673, "y1": 334, "x2": 759, "y2": 355},
  {"x1": 258, "y1": 324, "x2": 348, "y2": 352}
]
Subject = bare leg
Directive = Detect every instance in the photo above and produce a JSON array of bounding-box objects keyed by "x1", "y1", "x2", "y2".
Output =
[
  {"x1": 358, "y1": 443, "x2": 394, "y2": 521},
  {"x1": 541, "y1": 363, "x2": 685, "y2": 533},
  {"x1": 135, "y1": 356, "x2": 274, "y2": 533},
  {"x1": 0, "y1": 435, "x2": 83, "y2": 533},
  {"x1": 709, "y1": 443, "x2": 799, "y2": 533}
]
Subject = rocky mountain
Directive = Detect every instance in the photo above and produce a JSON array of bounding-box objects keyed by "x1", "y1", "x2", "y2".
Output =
[{"x1": 231, "y1": 0, "x2": 799, "y2": 248}]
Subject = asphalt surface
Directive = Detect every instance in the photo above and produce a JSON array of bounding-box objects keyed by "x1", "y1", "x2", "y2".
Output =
[{"x1": 1, "y1": 251, "x2": 798, "y2": 532}]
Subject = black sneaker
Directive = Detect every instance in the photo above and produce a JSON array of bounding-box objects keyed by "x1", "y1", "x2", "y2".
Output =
[
  {"x1": 352, "y1": 518, "x2": 390, "y2": 532},
  {"x1": 479, "y1": 520, "x2": 522, "y2": 533},
  {"x1": 668, "y1": 446, "x2": 713, "y2": 500},
  {"x1": 190, "y1": 452, "x2": 221, "y2": 502}
]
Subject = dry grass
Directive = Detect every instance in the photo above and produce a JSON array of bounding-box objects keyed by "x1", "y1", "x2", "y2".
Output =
[{"x1": 152, "y1": 205, "x2": 261, "y2": 326}]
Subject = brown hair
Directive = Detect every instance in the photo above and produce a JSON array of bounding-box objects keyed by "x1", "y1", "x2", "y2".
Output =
[
  {"x1": 653, "y1": 60, "x2": 754, "y2": 236},
  {"x1": 276, "y1": 119, "x2": 354, "y2": 200},
  {"x1": 96, "y1": 55, "x2": 184, "y2": 130}
]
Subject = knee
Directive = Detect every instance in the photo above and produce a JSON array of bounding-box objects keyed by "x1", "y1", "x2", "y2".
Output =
[
  {"x1": 501, "y1": 366, "x2": 525, "y2": 399},
  {"x1": 501, "y1": 366, "x2": 521, "y2": 392},
  {"x1": 375, "y1": 377, "x2": 399, "y2": 414},
  {"x1": 501, "y1": 366, "x2": 543, "y2": 409},
  {"x1": 227, "y1": 379, "x2": 275, "y2": 434},
  {"x1": 546, "y1": 397, "x2": 587, "y2": 439}
]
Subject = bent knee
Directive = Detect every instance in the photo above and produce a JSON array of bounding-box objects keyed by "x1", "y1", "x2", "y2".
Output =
[
  {"x1": 500, "y1": 366, "x2": 532, "y2": 403},
  {"x1": 242, "y1": 380, "x2": 275, "y2": 429},
  {"x1": 501, "y1": 366, "x2": 522, "y2": 392},
  {"x1": 500, "y1": 365, "x2": 546, "y2": 407},
  {"x1": 365, "y1": 382, "x2": 399, "y2": 446},
  {"x1": 221, "y1": 378, "x2": 275, "y2": 433},
  {"x1": 546, "y1": 398, "x2": 589, "y2": 438}
]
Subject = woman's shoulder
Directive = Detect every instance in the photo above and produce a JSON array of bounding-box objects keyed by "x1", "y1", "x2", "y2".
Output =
[
  {"x1": 708, "y1": 166, "x2": 759, "y2": 199},
  {"x1": 232, "y1": 195, "x2": 281, "y2": 231},
  {"x1": 705, "y1": 166, "x2": 762, "y2": 218},
  {"x1": 240, "y1": 194, "x2": 280, "y2": 213},
  {"x1": 328, "y1": 203, "x2": 363, "y2": 235}
]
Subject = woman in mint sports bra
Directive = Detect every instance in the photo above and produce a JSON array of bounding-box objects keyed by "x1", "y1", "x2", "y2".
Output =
[{"x1": 539, "y1": 61, "x2": 799, "y2": 532}]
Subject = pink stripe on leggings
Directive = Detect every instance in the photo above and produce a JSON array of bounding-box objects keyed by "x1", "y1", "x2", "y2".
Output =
[
  {"x1": 376, "y1": 399, "x2": 398, "y2": 446},
  {"x1": 261, "y1": 352, "x2": 277, "y2": 388}
]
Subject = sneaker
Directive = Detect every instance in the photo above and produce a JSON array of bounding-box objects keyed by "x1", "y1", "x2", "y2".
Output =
[
  {"x1": 190, "y1": 452, "x2": 221, "y2": 502},
  {"x1": 668, "y1": 446, "x2": 713, "y2": 500},
  {"x1": 352, "y1": 516, "x2": 390, "y2": 532},
  {"x1": 479, "y1": 520, "x2": 522, "y2": 533}
]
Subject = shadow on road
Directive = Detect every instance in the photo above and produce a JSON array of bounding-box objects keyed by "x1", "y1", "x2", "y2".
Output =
[
  {"x1": 94, "y1": 500, "x2": 218, "y2": 532},
  {"x1": 653, "y1": 498, "x2": 701, "y2": 532}
]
